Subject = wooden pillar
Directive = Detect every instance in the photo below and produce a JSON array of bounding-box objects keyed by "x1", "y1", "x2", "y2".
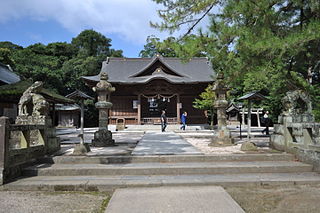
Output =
[
  {"x1": 137, "y1": 94, "x2": 141, "y2": 124},
  {"x1": 176, "y1": 94, "x2": 181, "y2": 123},
  {"x1": 242, "y1": 107, "x2": 245, "y2": 126},
  {"x1": 257, "y1": 108, "x2": 261, "y2": 127},
  {"x1": 247, "y1": 101, "x2": 252, "y2": 140},
  {"x1": 80, "y1": 100, "x2": 84, "y2": 145},
  {"x1": 52, "y1": 103, "x2": 56, "y2": 126}
]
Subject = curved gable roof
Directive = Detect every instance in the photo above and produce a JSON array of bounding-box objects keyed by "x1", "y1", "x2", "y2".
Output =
[
  {"x1": 130, "y1": 55, "x2": 184, "y2": 78},
  {"x1": 82, "y1": 56, "x2": 215, "y2": 85}
]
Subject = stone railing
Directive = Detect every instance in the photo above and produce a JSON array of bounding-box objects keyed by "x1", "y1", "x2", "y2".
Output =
[
  {"x1": 0, "y1": 116, "x2": 60, "y2": 185},
  {"x1": 270, "y1": 114, "x2": 320, "y2": 171}
]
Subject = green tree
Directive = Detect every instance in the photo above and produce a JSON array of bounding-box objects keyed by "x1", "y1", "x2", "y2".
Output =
[
  {"x1": 71, "y1": 29, "x2": 123, "y2": 58},
  {"x1": 60, "y1": 56, "x2": 101, "y2": 94},
  {"x1": 0, "y1": 48, "x2": 15, "y2": 68},
  {"x1": 193, "y1": 84, "x2": 216, "y2": 127},
  {"x1": 139, "y1": 36, "x2": 177, "y2": 57},
  {"x1": 0, "y1": 41, "x2": 23, "y2": 50},
  {"x1": 0, "y1": 42, "x2": 23, "y2": 68},
  {"x1": 151, "y1": 0, "x2": 320, "y2": 121}
]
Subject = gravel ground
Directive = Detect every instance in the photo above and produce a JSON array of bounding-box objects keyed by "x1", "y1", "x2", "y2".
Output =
[
  {"x1": 182, "y1": 136, "x2": 275, "y2": 154},
  {"x1": 183, "y1": 137, "x2": 245, "y2": 154},
  {"x1": 0, "y1": 191, "x2": 111, "y2": 213}
]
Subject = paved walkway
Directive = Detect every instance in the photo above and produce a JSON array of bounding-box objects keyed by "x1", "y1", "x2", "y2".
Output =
[
  {"x1": 106, "y1": 186, "x2": 245, "y2": 213},
  {"x1": 132, "y1": 131, "x2": 202, "y2": 155}
]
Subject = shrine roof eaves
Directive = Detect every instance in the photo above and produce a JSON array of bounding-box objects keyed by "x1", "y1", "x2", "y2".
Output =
[
  {"x1": 0, "y1": 62, "x2": 20, "y2": 84},
  {"x1": 82, "y1": 56, "x2": 215, "y2": 84}
]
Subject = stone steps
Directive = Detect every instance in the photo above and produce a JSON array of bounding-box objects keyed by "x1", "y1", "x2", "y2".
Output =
[
  {"x1": 4, "y1": 172, "x2": 320, "y2": 192},
  {"x1": 3, "y1": 153, "x2": 320, "y2": 192},
  {"x1": 22, "y1": 161, "x2": 313, "y2": 176},
  {"x1": 40, "y1": 153, "x2": 295, "y2": 164}
]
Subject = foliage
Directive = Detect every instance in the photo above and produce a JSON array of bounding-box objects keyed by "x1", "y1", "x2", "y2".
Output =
[
  {"x1": 193, "y1": 84, "x2": 216, "y2": 126},
  {"x1": 151, "y1": 0, "x2": 320, "y2": 121},
  {"x1": 139, "y1": 36, "x2": 177, "y2": 57},
  {"x1": 193, "y1": 84, "x2": 215, "y2": 110},
  {"x1": 0, "y1": 48, "x2": 15, "y2": 68},
  {"x1": 0, "y1": 29, "x2": 123, "y2": 127}
]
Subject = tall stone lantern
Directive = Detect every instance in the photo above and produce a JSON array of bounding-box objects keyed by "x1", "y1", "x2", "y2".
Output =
[
  {"x1": 209, "y1": 73, "x2": 234, "y2": 146},
  {"x1": 92, "y1": 72, "x2": 115, "y2": 146}
]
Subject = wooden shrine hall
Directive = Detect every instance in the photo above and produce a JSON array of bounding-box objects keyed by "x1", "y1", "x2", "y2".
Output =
[{"x1": 82, "y1": 55, "x2": 215, "y2": 125}]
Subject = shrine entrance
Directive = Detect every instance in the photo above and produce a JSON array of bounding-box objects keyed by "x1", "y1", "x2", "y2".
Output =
[{"x1": 141, "y1": 94, "x2": 178, "y2": 124}]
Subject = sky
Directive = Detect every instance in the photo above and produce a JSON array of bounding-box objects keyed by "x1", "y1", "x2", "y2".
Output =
[{"x1": 0, "y1": 0, "x2": 181, "y2": 58}]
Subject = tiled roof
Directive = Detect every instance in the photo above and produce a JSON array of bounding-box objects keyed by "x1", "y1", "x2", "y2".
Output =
[
  {"x1": 82, "y1": 55, "x2": 215, "y2": 84},
  {"x1": 0, "y1": 63, "x2": 20, "y2": 84},
  {"x1": 238, "y1": 91, "x2": 265, "y2": 101},
  {"x1": 66, "y1": 90, "x2": 94, "y2": 100}
]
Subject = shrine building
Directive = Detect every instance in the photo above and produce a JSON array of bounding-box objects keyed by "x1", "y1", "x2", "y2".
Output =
[{"x1": 82, "y1": 55, "x2": 215, "y2": 125}]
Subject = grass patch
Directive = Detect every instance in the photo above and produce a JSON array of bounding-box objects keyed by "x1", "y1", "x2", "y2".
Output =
[{"x1": 98, "y1": 194, "x2": 112, "y2": 213}]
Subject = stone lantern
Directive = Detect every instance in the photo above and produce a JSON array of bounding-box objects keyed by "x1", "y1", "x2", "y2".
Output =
[
  {"x1": 210, "y1": 73, "x2": 234, "y2": 146},
  {"x1": 92, "y1": 72, "x2": 115, "y2": 146}
]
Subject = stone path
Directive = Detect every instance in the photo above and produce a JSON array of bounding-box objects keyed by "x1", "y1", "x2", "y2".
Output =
[
  {"x1": 106, "y1": 186, "x2": 245, "y2": 213},
  {"x1": 131, "y1": 131, "x2": 202, "y2": 155}
]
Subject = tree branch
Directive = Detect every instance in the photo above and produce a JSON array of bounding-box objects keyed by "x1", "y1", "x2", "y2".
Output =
[{"x1": 179, "y1": 4, "x2": 215, "y2": 40}]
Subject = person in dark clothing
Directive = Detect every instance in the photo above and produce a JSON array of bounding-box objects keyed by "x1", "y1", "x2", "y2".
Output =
[
  {"x1": 262, "y1": 111, "x2": 271, "y2": 135},
  {"x1": 161, "y1": 110, "x2": 167, "y2": 132},
  {"x1": 180, "y1": 111, "x2": 187, "y2": 130}
]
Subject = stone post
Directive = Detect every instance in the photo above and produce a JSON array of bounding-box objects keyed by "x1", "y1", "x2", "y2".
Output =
[
  {"x1": 247, "y1": 100, "x2": 252, "y2": 140},
  {"x1": 92, "y1": 72, "x2": 115, "y2": 146},
  {"x1": 0, "y1": 117, "x2": 9, "y2": 185},
  {"x1": 257, "y1": 108, "x2": 261, "y2": 127},
  {"x1": 137, "y1": 94, "x2": 141, "y2": 124},
  {"x1": 210, "y1": 73, "x2": 233, "y2": 146}
]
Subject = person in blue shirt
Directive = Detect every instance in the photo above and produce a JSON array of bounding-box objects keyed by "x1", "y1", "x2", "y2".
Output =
[{"x1": 180, "y1": 111, "x2": 187, "y2": 130}]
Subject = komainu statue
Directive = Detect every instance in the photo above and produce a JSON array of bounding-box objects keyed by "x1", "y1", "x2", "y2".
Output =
[
  {"x1": 18, "y1": 81, "x2": 49, "y2": 116},
  {"x1": 281, "y1": 89, "x2": 312, "y2": 115}
]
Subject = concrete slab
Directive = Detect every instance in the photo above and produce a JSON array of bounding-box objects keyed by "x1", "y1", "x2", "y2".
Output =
[
  {"x1": 132, "y1": 131, "x2": 202, "y2": 155},
  {"x1": 105, "y1": 186, "x2": 245, "y2": 213}
]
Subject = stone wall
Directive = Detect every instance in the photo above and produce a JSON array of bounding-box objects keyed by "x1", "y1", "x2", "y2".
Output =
[
  {"x1": 0, "y1": 116, "x2": 60, "y2": 185},
  {"x1": 271, "y1": 114, "x2": 320, "y2": 171}
]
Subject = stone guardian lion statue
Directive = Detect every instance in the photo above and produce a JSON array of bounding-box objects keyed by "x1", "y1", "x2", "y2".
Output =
[
  {"x1": 281, "y1": 89, "x2": 312, "y2": 115},
  {"x1": 18, "y1": 81, "x2": 49, "y2": 116}
]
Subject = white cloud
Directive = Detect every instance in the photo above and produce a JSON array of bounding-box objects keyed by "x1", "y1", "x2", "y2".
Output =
[{"x1": 0, "y1": 0, "x2": 171, "y2": 44}]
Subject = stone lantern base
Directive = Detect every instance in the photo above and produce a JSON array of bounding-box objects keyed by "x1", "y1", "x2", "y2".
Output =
[
  {"x1": 92, "y1": 129, "x2": 115, "y2": 147},
  {"x1": 72, "y1": 143, "x2": 91, "y2": 155},
  {"x1": 209, "y1": 128, "x2": 234, "y2": 146}
]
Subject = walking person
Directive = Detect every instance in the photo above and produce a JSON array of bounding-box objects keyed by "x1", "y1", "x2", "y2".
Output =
[
  {"x1": 262, "y1": 111, "x2": 270, "y2": 135},
  {"x1": 180, "y1": 111, "x2": 187, "y2": 130},
  {"x1": 161, "y1": 110, "x2": 167, "y2": 132}
]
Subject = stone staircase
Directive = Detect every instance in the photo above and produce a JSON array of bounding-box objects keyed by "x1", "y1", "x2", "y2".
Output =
[{"x1": 2, "y1": 153, "x2": 320, "y2": 192}]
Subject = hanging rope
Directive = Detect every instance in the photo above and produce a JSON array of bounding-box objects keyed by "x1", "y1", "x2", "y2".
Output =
[
  {"x1": 141, "y1": 93, "x2": 178, "y2": 99},
  {"x1": 141, "y1": 93, "x2": 178, "y2": 102}
]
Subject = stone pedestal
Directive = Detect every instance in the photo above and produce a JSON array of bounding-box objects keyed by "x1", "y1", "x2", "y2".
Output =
[
  {"x1": 72, "y1": 143, "x2": 91, "y2": 155},
  {"x1": 211, "y1": 127, "x2": 234, "y2": 146},
  {"x1": 15, "y1": 115, "x2": 52, "y2": 126},
  {"x1": 14, "y1": 115, "x2": 60, "y2": 154},
  {"x1": 92, "y1": 129, "x2": 115, "y2": 147}
]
